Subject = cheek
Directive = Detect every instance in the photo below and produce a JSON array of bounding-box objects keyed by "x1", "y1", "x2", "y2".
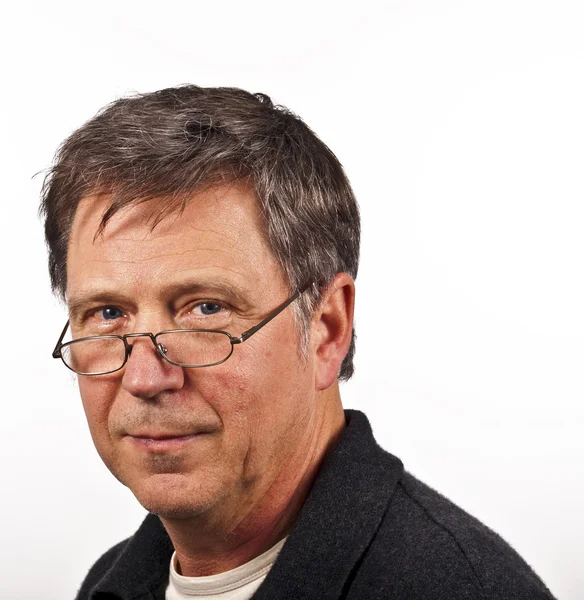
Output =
[
  {"x1": 192, "y1": 360, "x2": 256, "y2": 429},
  {"x1": 217, "y1": 333, "x2": 312, "y2": 439},
  {"x1": 188, "y1": 346, "x2": 282, "y2": 460},
  {"x1": 77, "y1": 377, "x2": 118, "y2": 449}
]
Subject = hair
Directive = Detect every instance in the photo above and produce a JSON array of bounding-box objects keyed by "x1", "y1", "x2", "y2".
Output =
[{"x1": 40, "y1": 85, "x2": 360, "y2": 379}]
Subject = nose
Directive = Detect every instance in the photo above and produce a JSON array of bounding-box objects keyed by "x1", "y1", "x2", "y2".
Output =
[{"x1": 121, "y1": 336, "x2": 184, "y2": 400}]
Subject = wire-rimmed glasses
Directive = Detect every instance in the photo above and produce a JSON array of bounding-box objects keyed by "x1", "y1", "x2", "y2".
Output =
[{"x1": 52, "y1": 285, "x2": 310, "y2": 376}]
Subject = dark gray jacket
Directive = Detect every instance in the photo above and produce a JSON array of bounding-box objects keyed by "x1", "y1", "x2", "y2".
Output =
[{"x1": 76, "y1": 410, "x2": 556, "y2": 599}]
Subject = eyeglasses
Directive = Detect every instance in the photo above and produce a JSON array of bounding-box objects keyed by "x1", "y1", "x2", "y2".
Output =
[{"x1": 52, "y1": 285, "x2": 310, "y2": 376}]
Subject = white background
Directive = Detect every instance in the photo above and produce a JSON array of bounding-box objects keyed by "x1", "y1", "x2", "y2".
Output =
[{"x1": 1, "y1": 1, "x2": 583, "y2": 598}]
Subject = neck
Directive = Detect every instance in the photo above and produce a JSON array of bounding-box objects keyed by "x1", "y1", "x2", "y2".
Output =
[{"x1": 161, "y1": 384, "x2": 346, "y2": 577}]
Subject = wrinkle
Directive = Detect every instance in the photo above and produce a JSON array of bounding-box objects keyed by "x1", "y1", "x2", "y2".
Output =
[{"x1": 82, "y1": 246, "x2": 231, "y2": 266}]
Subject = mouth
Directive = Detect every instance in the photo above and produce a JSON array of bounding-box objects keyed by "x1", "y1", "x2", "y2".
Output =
[{"x1": 126, "y1": 433, "x2": 209, "y2": 452}]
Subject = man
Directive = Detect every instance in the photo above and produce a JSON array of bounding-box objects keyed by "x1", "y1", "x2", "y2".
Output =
[{"x1": 42, "y1": 85, "x2": 556, "y2": 599}]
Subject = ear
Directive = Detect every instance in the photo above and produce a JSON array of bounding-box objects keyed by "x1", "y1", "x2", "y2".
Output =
[{"x1": 312, "y1": 273, "x2": 355, "y2": 391}]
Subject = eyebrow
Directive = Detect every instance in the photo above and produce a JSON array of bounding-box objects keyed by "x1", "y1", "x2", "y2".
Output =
[
  {"x1": 160, "y1": 279, "x2": 252, "y2": 308},
  {"x1": 67, "y1": 291, "x2": 130, "y2": 322},
  {"x1": 67, "y1": 277, "x2": 253, "y2": 321}
]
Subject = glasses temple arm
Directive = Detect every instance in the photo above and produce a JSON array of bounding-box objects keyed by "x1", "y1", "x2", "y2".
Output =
[
  {"x1": 52, "y1": 321, "x2": 70, "y2": 358},
  {"x1": 236, "y1": 286, "x2": 309, "y2": 344}
]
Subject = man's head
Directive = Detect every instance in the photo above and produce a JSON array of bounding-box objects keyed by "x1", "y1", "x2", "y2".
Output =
[
  {"x1": 42, "y1": 86, "x2": 360, "y2": 379},
  {"x1": 41, "y1": 86, "x2": 360, "y2": 522}
]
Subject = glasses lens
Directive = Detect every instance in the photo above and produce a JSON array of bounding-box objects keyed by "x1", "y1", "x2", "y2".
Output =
[
  {"x1": 156, "y1": 331, "x2": 233, "y2": 367},
  {"x1": 61, "y1": 337, "x2": 126, "y2": 375}
]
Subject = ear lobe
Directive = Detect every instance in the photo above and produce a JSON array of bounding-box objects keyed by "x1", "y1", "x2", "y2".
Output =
[{"x1": 313, "y1": 273, "x2": 355, "y2": 391}]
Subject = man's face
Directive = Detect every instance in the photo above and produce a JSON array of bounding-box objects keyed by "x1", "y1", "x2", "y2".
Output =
[{"x1": 66, "y1": 184, "x2": 317, "y2": 520}]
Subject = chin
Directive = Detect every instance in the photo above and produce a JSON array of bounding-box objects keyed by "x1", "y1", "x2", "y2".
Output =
[{"x1": 129, "y1": 472, "x2": 227, "y2": 520}]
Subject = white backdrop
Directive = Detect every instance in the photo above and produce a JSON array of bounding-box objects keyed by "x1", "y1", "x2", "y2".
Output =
[{"x1": 1, "y1": 1, "x2": 582, "y2": 598}]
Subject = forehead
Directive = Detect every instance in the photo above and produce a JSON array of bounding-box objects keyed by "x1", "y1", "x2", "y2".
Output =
[{"x1": 66, "y1": 184, "x2": 284, "y2": 301}]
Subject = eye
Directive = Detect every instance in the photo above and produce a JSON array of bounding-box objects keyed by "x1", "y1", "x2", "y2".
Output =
[
  {"x1": 100, "y1": 306, "x2": 124, "y2": 320},
  {"x1": 193, "y1": 302, "x2": 223, "y2": 316}
]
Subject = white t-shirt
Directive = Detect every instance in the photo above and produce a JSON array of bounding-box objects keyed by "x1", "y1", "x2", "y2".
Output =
[{"x1": 165, "y1": 537, "x2": 287, "y2": 600}]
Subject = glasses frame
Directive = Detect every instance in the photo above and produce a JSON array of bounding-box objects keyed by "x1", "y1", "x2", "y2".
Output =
[{"x1": 52, "y1": 284, "x2": 311, "y2": 376}]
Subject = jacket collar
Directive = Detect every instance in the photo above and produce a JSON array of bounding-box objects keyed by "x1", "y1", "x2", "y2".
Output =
[
  {"x1": 91, "y1": 410, "x2": 403, "y2": 599},
  {"x1": 252, "y1": 409, "x2": 403, "y2": 600},
  {"x1": 90, "y1": 514, "x2": 173, "y2": 599}
]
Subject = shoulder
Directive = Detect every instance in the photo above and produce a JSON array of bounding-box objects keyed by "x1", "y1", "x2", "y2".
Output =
[
  {"x1": 358, "y1": 470, "x2": 556, "y2": 599},
  {"x1": 73, "y1": 513, "x2": 173, "y2": 599},
  {"x1": 74, "y1": 537, "x2": 131, "y2": 600}
]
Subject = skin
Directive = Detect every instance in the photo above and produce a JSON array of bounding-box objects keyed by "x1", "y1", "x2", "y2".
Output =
[{"x1": 66, "y1": 183, "x2": 354, "y2": 576}]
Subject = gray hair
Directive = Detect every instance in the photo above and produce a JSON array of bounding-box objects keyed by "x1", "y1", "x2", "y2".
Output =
[{"x1": 40, "y1": 85, "x2": 360, "y2": 379}]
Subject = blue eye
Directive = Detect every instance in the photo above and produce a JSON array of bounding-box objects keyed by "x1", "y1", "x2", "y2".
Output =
[
  {"x1": 197, "y1": 302, "x2": 222, "y2": 315},
  {"x1": 101, "y1": 307, "x2": 123, "y2": 320}
]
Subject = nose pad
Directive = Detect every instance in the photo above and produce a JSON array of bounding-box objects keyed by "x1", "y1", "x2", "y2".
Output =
[
  {"x1": 121, "y1": 336, "x2": 184, "y2": 398},
  {"x1": 126, "y1": 337, "x2": 161, "y2": 359}
]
